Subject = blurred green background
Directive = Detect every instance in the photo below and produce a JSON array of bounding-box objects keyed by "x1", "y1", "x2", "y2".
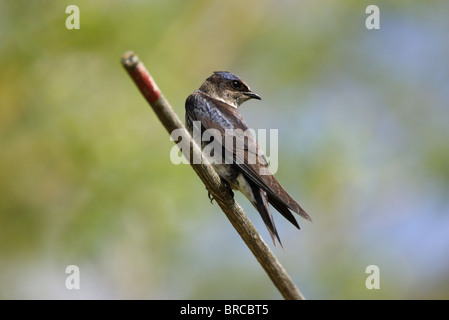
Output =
[{"x1": 1, "y1": 0, "x2": 448, "y2": 299}]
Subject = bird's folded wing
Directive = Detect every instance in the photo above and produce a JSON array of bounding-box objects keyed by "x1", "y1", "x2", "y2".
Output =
[{"x1": 187, "y1": 93, "x2": 311, "y2": 222}]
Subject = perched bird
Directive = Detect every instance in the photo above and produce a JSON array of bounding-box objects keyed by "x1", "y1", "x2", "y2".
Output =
[{"x1": 185, "y1": 71, "x2": 311, "y2": 246}]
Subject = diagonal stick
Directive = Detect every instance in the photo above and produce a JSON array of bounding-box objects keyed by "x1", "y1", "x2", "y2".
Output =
[{"x1": 121, "y1": 51, "x2": 305, "y2": 300}]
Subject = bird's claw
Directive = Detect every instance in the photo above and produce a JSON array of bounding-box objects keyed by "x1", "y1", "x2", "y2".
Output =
[
  {"x1": 207, "y1": 178, "x2": 234, "y2": 204},
  {"x1": 207, "y1": 189, "x2": 215, "y2": 204}
]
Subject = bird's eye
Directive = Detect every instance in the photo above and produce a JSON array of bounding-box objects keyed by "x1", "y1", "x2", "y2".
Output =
[{"x1": 231, "y1": 80, "x2": 243, "y2": 90}]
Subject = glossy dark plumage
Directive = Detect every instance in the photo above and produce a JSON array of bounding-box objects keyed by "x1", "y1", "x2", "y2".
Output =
[{"x1": 185, "y1": 72, "x2": 311, "y2": 246}]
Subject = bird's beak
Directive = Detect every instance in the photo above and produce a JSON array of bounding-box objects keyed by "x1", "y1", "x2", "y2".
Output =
[{"x1": 244, "y1": 91, "x2": 261, "y2": 100}]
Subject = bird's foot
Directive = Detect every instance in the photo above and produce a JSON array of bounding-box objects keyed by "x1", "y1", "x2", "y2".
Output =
[
  {"x1": 206, "y1": 178, "x2": 234, "y2": 204},
  {"x1": 207, "y1": 189, "x2": 215, "y2": 204},
  {"x1": 220, "y1": 178, "x2": 234, "y2": 198}
]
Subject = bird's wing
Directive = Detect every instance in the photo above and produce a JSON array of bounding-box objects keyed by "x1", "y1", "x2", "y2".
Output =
[{"x1": 186, "y1": 93, "x2": 311, "y2": 223}]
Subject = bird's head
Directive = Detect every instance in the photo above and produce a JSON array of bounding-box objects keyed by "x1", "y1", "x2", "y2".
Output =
[{"x1": 198, "y1": 71, "x2": 261, "y2": 108}]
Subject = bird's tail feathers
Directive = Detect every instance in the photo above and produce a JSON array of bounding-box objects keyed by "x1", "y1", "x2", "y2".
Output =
[{"x1": 251, "y1": 186, "x2": 283, "y2": 248}]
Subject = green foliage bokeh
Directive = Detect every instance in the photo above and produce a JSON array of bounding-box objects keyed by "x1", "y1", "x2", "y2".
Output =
[{"x1": 0, "y1": 0, "x2": 448, "y2": 299}]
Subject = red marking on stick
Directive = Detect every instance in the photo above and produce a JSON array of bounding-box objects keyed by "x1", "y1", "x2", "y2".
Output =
[
  {"x1": 135, "y1": 63, "x2": 160, "y2": 104},
  {"x1": 123, "y1": 53, "x2": 161, "y2": 104}
]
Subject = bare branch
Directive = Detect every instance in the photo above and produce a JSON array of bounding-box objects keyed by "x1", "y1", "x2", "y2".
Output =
[{"x1": 121, "y1": 51, "x2": 305, "y2": 300}]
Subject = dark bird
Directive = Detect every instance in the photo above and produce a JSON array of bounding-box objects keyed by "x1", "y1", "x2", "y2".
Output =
[{"x1": 185, "y1": 71, "x2": 311, "y2": 246}]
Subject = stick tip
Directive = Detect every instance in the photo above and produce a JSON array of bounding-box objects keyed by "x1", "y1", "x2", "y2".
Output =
[{"x1": 121, "y1": 51, "x2": 139, "y2": 69}]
